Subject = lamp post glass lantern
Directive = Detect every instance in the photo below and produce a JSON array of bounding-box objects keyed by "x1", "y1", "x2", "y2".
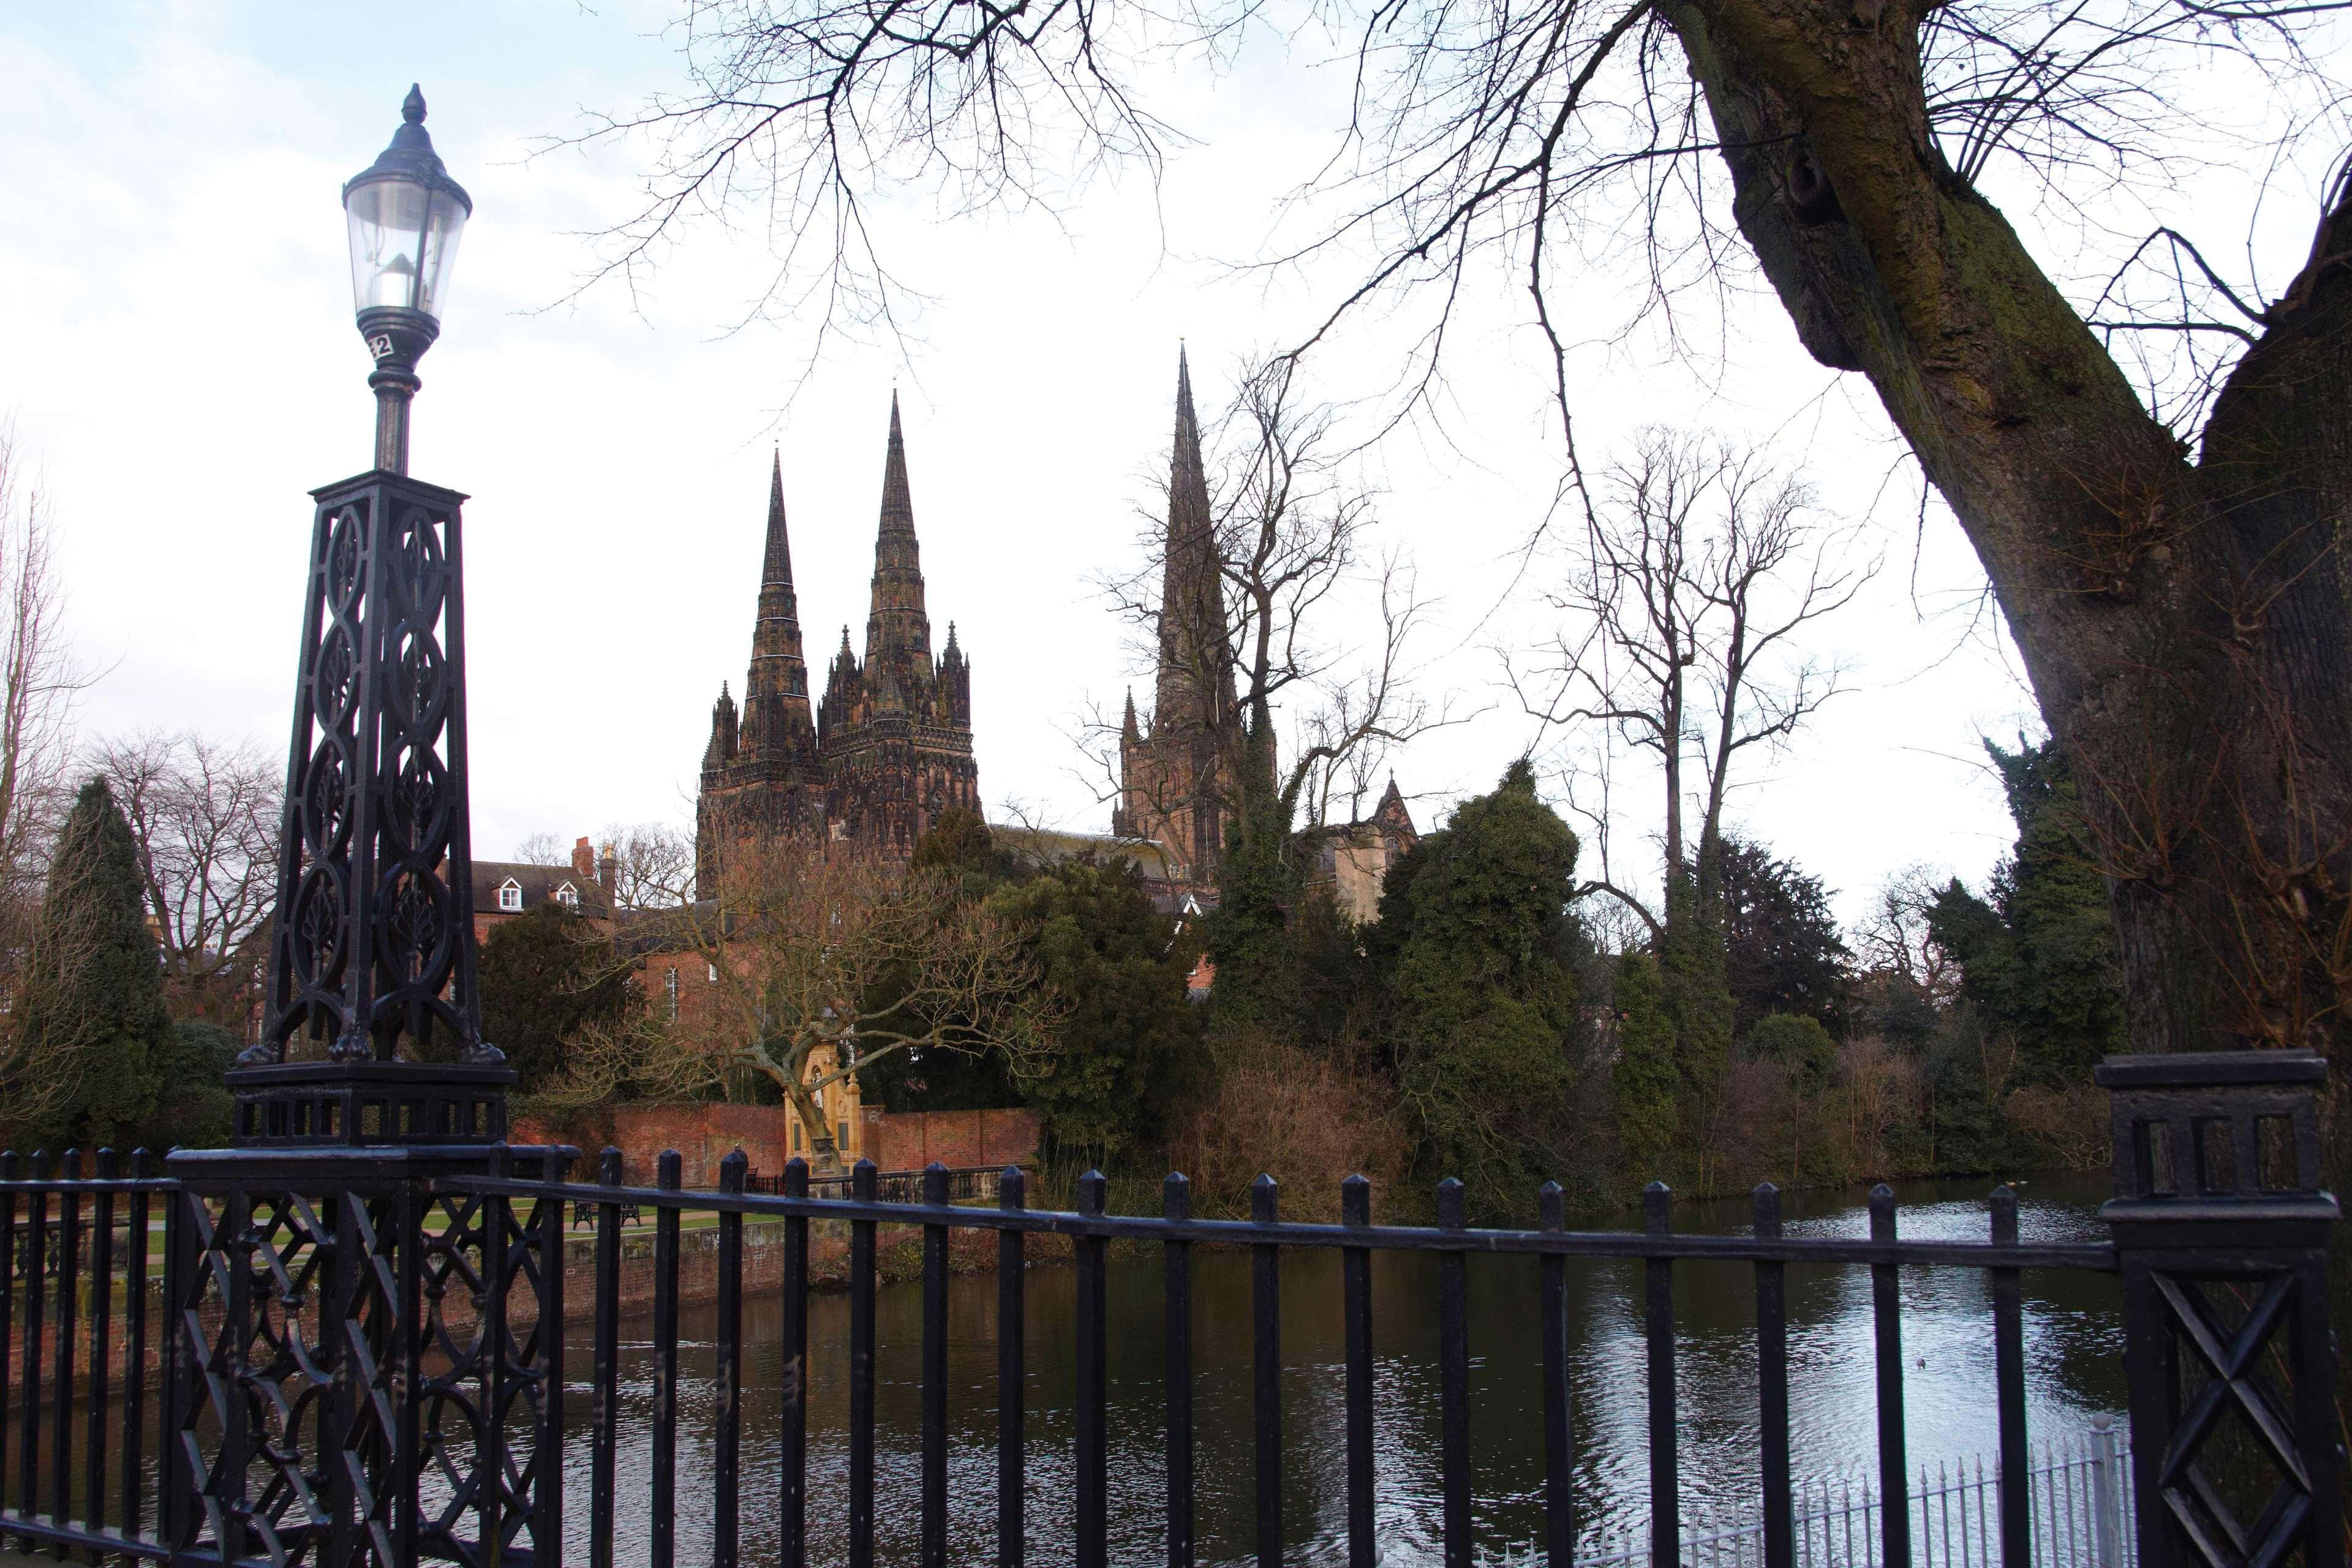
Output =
[{"x1": 344, "y1": 83, "x2": 470, "y2": 474}]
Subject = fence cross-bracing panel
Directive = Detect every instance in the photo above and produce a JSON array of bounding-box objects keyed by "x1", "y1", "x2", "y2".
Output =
[{"x1": 0, "y1": 1050, "x2": 2337, "y2": 1568}]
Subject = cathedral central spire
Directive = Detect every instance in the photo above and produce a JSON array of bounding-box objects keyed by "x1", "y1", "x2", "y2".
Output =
[
  {"x1": 1113, "y1": 346, "x2": 1242, "y2": 884},
  {"x1": 1156, "y1": 345, "x2": 1234, "y2": 733}
]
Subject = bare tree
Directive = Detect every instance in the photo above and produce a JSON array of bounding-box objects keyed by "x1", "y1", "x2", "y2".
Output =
[
  {"x1": 86, "y1": 730, "x2": 281, "y2": 1031},
  {"x1": 595, "y1": 820, "x2": 699, "y2": 909},
  {"x1": 511, "y1": 830, "x2": 570, "y2": 867},
  {"x1": 601, "y1": 835, "x2": 1059, "y2": 1173},
  {"x1": 0, "y1": 428, "x2": 94, "y2": 1139},
  {"x1": 0, "y1": 429, "x2": 86, "y2": 905},
  {"x1": 1851, "y1": 862, "x2": 1963, "y2": 1006},
  {"x1": 1518, "y1": 429, "x2": 1870, "y2": 931}
]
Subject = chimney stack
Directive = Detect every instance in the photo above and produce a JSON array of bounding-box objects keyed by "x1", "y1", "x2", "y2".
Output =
[{"x1": 571, "y1": 835, "x2": 595, "y2": 882}]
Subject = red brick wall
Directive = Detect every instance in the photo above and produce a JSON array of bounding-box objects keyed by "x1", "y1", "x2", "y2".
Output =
[
  {"x1": 512, "y1": 1102, "x2": 1039, "y2": 1186},
  {"x1": 862, "y1": 1107, "x2": 1041, "y2": 1172}
]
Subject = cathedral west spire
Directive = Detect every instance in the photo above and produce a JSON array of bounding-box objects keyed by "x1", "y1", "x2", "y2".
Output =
[
  {"x1": 703, "y1": 401, "x2": 979, "y2": 871},
  {"x1": 747, "y1": 450, "x2": 810, "y2": 707}
]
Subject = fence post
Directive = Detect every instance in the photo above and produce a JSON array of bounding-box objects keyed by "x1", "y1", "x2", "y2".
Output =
[
  {"x1": 2089, "y1": 1415, "x2": 2122, "y2": 1568},
  {"x1": 2097, "y1": 1050, "x2": 2340, "y2": 1568}
]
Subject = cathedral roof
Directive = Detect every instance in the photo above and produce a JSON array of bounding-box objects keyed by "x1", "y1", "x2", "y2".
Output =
[{"x1": 993, "y1": 826, "x2": 1180, "y2": 883}]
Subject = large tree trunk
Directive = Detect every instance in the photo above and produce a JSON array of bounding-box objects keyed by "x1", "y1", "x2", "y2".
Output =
[
  {"x1": 1657, "y1": 1, "x2": 2352, "y2": 1439},
  {"x1": 1657, "y1": 0, "x2": 2352, "y2": 1071}
]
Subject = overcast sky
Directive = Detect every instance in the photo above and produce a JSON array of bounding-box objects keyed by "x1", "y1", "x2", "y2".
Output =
[{"x1": 6, "y1": 1, "x2": 2332, "y2": 930}]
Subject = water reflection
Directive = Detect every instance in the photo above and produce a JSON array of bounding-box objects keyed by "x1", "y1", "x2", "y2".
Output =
[{"x1": 557, "y1": 1172, "x2": 2122, "y2": 1567}]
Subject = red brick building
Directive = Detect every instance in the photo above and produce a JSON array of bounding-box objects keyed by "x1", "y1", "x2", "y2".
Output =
[{"x1": 470, "y1": 837, "x2": 616, "y2": 942}]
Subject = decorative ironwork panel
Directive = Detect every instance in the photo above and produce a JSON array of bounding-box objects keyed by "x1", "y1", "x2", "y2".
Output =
[
  {"x1": 2098, "y1": 1051, "x2": 2341, "y2": 1568},
  {"x1": 167, "y1": 1184, "x2": 344, "y2": 1567},
  {"x1": 160, "y1": 1158, "x2": 564, "y2": 1568}
]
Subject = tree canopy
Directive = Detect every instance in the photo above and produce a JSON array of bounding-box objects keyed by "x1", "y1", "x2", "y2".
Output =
[
  {"x1": 1928, "y1": 737, "x2": 2127, "y2": 1088},
  {"x1": 1719, "y1": 837, "x2": 1850, "y2": 1039},
  {"x1": 1376, "y1": 760, "x2": 1588, "y2": 1217},
  {"x1": 480, "y1": 903, "x2": 641, "y2": 1096},
  {"x1": 987, "y1": 856, "x2": 1206, "y2": 1157}
]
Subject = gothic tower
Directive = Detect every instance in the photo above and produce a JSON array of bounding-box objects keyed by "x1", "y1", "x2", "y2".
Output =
[
  {"x1": 818, "y1": 396, "x2": 981, "y2": 851},
  {"x1": 697, "y1": 453, "x2": 826, "y2": 890},
  {"x1": 1115, "y1": 348, "x2": 1240, "y2": 886}
]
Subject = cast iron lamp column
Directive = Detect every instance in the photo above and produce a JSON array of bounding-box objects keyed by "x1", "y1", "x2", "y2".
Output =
[
  {"x1": 224, "y1": 85, "x2": 508, "y2": 1142},
  {"x1": 162, "y1": 88, "x2": 565, "y2": 1568}
]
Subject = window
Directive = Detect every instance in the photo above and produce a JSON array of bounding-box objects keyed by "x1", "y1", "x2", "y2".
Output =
[
  {"x1": 665, "y1": 966, "x2": 679, "y2": 1021},
  {"x1": 497, "y1": 880, "x2": 522, "y2": 912},
  {"x1": 791, "y1": 1121, "x2": 802, "y2": 1153},
  {"x1": 707, "y1": 962, "x2": 718, "y2": 982},
  {"x1": 555, "y1": 883, "x2": 579, "y2": 908},
  {"x1": 837, "y1": 1121, "x2": 850, "y2": 1153}
]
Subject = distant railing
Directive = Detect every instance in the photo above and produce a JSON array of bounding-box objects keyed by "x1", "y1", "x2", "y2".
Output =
[
  {"x1": 744, "y1": 1162, "x2": 1019, "y2": 1204},
  {"x1": 1496, "y1": 1421, "x2": 2135, "y2": 1568}
]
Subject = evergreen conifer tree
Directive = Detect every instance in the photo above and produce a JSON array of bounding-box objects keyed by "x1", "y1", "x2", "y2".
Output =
[
  {"x1": 1610, "y1": 950, "x2": 1679, "y2": 1186},
  {"x1": 1928, "y1": 737, "x2": 2125, "y2": 1087},
  {"x1": 1379, "y1": 761, "x2": 1585, "y2": 1218},
  {"x1": 479, "y1": 903, "x2": 639, "y2": 1096},
  {"x1": 17, "y1": 777, "x2": 167, "y2": 1150},
  {"x1": 1659, "y1": 876, "x2": 1735, "y2": 1182},
  {"x1": 986, "y1": 856, "x2": 1205, "y2": 1157}
]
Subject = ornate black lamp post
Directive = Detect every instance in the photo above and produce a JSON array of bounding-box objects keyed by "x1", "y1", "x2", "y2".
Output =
[
  {"x1": 223, "y1": 85, "x2": 508, "y2": 1146},
  {"x1": 343, "y1": 85, "x2": 471, "y2": 475},
  {"x1": 147, "y1": 91, "x2": 559, "y2": 1568}
]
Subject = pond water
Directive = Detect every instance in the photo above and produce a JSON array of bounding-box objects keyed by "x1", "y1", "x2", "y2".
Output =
[{"x1": 562, "y1": 1170, "x2": 2123, "y2": 1567}]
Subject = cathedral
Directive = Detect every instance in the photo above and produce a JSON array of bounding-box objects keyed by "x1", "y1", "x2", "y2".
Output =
[
  {"x1": 696, "y1": 396, "x2": 980, "y2": 886},
  {"x1": 695, "y1": 357, "x2": 1412, "y2": 916}
]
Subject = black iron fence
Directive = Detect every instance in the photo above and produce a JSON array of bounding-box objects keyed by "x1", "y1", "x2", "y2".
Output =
[{"x1": 0, "y1": 1051, "x2": 2337, "y2": 1568}]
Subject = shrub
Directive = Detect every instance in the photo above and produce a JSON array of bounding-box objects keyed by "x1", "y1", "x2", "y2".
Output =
[
  {"x1": 1165, "y1": 1035, "x2": 1412, "y2": 1222},
  {"x1": 1744, "y1": 1013, "x2": 1836, "y2": 1082},
  {"x1": 2003, "y1": 1083, "x2": 2110, "y2": 1169}
]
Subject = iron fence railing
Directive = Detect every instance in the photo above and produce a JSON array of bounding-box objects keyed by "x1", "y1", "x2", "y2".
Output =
[{"x1": 0, "y1": 1050, "x2": 2337, "y2": 1568}]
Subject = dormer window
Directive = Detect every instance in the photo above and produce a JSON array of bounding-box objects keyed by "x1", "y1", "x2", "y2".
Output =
[
  {"x1": 555, "y1": 883, "x2": 579, "y2": 908},
  {"x1": 497, "y1": 879, "x2": 522, "y2": 912}
]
